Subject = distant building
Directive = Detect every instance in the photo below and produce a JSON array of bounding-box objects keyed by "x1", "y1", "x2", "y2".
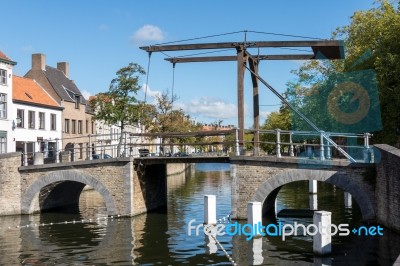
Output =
[
  {"x1": 12, "y1": 75, "x2": 63, "y2": 162},
  {"x1": 25, "y1": 54, "x2": 95, "y2": 160},
  {"x1": 0, "y1": 51, "x2": 17, "y2": 154}
]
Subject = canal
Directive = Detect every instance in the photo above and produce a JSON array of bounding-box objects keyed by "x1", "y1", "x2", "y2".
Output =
[{"x1": 0, "y1": 163, "x2": 399, "y2": 265}]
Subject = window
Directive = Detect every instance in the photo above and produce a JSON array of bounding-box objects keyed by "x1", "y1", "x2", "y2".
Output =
[
  {"x1": 65, "y1": 119, "x2": 70, "y2": 133},
  {"x1": 0, "y1": 93, "x2": 6, "y2": 119},
  {"x1": 78, "y1": 120, "x2": 82, "y2": 134},
  {"x1": 28, "y1": 111, "x2": 35, "y2": 129},
  {"x1": 50, "y1": 114, "x2": 56, "y2": 130},
  {"x1": 17, "y1": 109, "x2": 24, "y2": 127},
  {"x1": 79, "y1": 143, "x2": 83, "y2": 159},
  {"x1": 0, "y1": 131, "x2": 6, "y2": 154},
  {"x1": 72, "y1": 119, "x2": 76, "y2": 134},
  {"x1": 91, "y1": 121, "x2": 94, "y2": 134},
  {"x1": 86, "y1": 120, "x2": 89, "y2": 133},
  {"x1": 39, "y1": 112, "x2": 45, "y2": 129},
  {"x1": 0, "y1": 69, "x2": 6, "y2": 85},
  {"x1": 75, "y1": 95, "x2": 80, "y2": 109}
]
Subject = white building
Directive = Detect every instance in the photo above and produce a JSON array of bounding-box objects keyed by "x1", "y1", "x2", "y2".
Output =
[
  {"x1": 0, "y1": 51, "x2": 17, "y2": 154},
  {"x1": 12, "y1": 75, "x2": 63, "y2": 162}
]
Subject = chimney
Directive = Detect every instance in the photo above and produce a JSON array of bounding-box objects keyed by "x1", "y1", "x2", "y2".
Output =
[
  {"x1": 32, "y1": 54, "x2": 46, "y2": 71},
  {"x1": 57, "y1": 62, "x2": 69, "y2": 78}
]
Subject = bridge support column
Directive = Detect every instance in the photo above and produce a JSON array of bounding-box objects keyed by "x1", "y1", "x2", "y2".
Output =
[
  {"x1": 313, "y1": 211, "x2": 332, "y2": 255},
  {"x1": 309, "y1": 180, "x2": 317, "y2": 194}
]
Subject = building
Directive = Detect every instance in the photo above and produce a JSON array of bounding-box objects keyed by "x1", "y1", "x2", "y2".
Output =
[
  {"x1": 0, "y1": 51, "x2": 17, "y2": 154},
  {"x1": 25, "y1": 54, "x2": 95, "y2": 160},
  {"x1": 12, "y1": 75, "x2": 63, "y2": 162}
]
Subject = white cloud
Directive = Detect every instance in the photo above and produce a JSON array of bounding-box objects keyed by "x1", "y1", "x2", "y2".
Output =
[
  {"x1": 183, "y1": 97, "x2": 237, "y2": 119},
  {"x1": 141, "y1": 83, "x2": 161, "y2": 100},
  {"x1": 260, "y1": 111, "x2": 272, "y2": 121},
  {"x1": 132, "y1": 25, "x2": 165, "y2": 44},
  {"x1": 81, "y1": 89, "x2": 92, "y2": 100}
]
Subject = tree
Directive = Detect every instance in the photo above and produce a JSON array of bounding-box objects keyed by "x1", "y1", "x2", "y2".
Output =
[
  {"x1": 90, "y1": 63, "x2": 145, "y2": 155},
  {"x1": 286, "y1": 0, "x2": 400, "y2": 145},
  {"x1": 260, "y1": 106, "x2": 291, "y2": 153},
  {"x1": 142, "y1": 90, "x2": 196, "y2": 154}
]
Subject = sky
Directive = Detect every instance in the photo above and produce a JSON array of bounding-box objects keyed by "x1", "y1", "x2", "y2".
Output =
[{"x1": 1, "y1": 0, "x2": 381, "y2": 127}]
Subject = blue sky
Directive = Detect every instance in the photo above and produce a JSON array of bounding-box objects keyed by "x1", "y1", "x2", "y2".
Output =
[{"x1": 1, "y1": 0, "x2": 381, "y2": 127}]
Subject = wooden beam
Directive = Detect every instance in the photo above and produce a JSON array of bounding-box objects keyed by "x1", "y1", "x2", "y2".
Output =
[
  {"x1": 140, "y1": 40, "x2": 344, "y2": 59},
  {"x1": 248, "y1": 57, "x2": 260, "y2": 156},
  {"x1": 237, "y1": 45, "x2": 247, "y2": 155},
  {"x1": 165, "y1": 54, "x2": 316, "y2": 63}
]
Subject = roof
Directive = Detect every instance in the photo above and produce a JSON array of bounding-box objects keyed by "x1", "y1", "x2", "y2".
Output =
[
  {"x1": 0, "y1": 51, "x2": 17, "y2": 65},
  {"x1": 44, "y1": 66, "x2": 86, "y2": 103},
  {"x1": 13, "y1": 75, "x2": 60, "y2": 109}
]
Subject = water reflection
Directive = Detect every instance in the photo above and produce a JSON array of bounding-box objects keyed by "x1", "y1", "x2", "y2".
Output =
[{"x1": 0, "y1": 164, "x2": 400, "y2": 265}]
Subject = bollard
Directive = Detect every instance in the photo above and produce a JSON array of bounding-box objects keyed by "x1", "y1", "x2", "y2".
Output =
[
  {"x1": 313, "y1": 211, "x2": 332, "y2": 255},
  {"x1": 204, "y1": 195, "x2": 216, "y2": 224},
  {"x1": 247, "y1": 202, "x2": 262, "y2": 236},
  {"x1": 309, "y1": 180, "x2": 317, "y2": 194},
  {"x1": 344, "y1": 192, "x2": 352, "y2": 208}
]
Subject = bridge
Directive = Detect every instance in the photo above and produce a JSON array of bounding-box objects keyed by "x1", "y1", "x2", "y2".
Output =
[{"x1": 1, "y1": 130, "x2": 400, "y2": 233}]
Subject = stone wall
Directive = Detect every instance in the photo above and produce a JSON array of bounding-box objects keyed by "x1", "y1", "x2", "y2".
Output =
[
  {"x1": 0, "y1": 153, "x2": 22, "y2": 215},
  {"x1": 230, "y1": 157, "x2": 375, "y2": 221},
  {"x1": 375, "y1": 144, "x2": 400, "y2": 232}
]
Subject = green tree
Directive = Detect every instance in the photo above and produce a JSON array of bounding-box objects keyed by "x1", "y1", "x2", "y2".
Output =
[
  {"x1": 260, "y1": 106, "x2": 291, "y2": 153},
  {"x1": 286, "y1": 0, "x2": 400, "y2": 145},
  {"x1": 89, "y1": 63, "x2": 145, "y2": 155}
]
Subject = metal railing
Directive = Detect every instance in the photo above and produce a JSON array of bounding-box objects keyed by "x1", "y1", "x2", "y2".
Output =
[{"x1": 19, "y1": 128, "x2": 373, "y2": 166}]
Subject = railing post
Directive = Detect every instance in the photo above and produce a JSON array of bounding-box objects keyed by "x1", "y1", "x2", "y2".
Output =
[
  {"x1": 88, "y1": 134, "x2": 92, "y2": 160},
  {"x1": 319, "y1": 131, "x2": 325, "y2": 161},
  {"x1": 276, "y1": 129, "x2": 281, "y2": 158},
  {"x1": 325, "y1": 134, "x2": 332, "y2": 160},
  {"x1": 363, "y1": 133, "x2": 370, "y2": 163},
  {"x1": 55, "y1": 138, "x2": 60, "y2": 163},
  {"x1": 235, "y1": 128, "x2": 240, "y2": 156},
  {"x1": 253, "y1": 129, "x2": 260, "y2": 156},
  {"x1": 289, "y1": 131, "x2": 294, "y2": 157}
]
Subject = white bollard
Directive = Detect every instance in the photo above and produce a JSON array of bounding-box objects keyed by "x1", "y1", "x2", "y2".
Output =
[
  {"x1": 247, "y1": 202, "x2": 262, "y2": 236},
  {"x1": 344, "y1": 192, "x2": 352, "y2": 208},
  {"x1": 313, "y1": 211, "x2": 332, "y2": 255},
  {"x1": 309, "y1": 180, "x2": 317, "y2": 194},
  {"x1": 205, "y1": 234, "x2": 218, "y2": 254},
  {"x1": 309, "y1": 194, "x2": 318, "y2": 210},
  {"x1": 204, "y1": 195, "x2": 217, "y2": 224}
]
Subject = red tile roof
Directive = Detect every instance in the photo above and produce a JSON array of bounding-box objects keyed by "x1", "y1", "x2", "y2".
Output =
[
  {"x1": 13, "y1": 75, "x2": 60, "y2": 108},
  {"x1": 0, "y1": 51, "x2": 16, "y2": 65}
]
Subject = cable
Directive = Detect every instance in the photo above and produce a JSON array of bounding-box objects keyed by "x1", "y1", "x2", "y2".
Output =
[
  {"x1": 153, "y1": 30, "x2": 244, "y2": 46},
  {"x1": 247, "y1": 30, "x2": 325, "y2": 40},
  {"x1": 144, "y1": 52, "x2": 152, "y2": 103}
]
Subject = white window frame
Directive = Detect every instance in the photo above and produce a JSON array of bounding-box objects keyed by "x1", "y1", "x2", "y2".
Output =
[{"x1": 0, "y1": 93, "x2": 6, "y2": 119}]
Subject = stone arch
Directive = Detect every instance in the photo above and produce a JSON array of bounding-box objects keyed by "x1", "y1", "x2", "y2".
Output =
[
  {"x1": 21, "y1": 170, "x2": 117, "y2": 215},
  {"x1": 252, "y1": 168, "x2": 375, "y2": 221}
]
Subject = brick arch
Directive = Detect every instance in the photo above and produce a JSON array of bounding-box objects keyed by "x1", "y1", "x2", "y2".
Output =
[
  {"x1": 21, "y1": 170, "x2": 117, "y2": 215},
  {"x1": 252, "y1": 168, "x2": 375, "y2": 221}
]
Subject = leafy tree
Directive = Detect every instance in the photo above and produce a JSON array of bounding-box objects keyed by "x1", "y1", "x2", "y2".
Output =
[
  {"x1": 286, "y1": 0, "x2": 400, "y2": 146},
  {"x1": 260, "y1": 106, "x2": 291, "y2": 153},
  {"x1": 142, "y1": 91, "x2": 196, "y2": 153},
  {"x1": 89, "y1": 63, "x2": 145, "y2": 155}
]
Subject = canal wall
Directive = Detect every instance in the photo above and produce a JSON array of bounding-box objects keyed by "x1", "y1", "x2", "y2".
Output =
[
  {"x1": 0, "y1": 152, "x2": 22, "y2": 215},
  {"x1": 375, "y1": 144, "x2": 400, "y2": 232}
]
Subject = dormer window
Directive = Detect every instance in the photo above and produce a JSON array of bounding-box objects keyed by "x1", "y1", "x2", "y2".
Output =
[
  {"x1": 75, "y1": 95, "x2": 80, "y2": 109},
  {"x1": 0, "y1": 69, "x2": 6, "y2": 85}
]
